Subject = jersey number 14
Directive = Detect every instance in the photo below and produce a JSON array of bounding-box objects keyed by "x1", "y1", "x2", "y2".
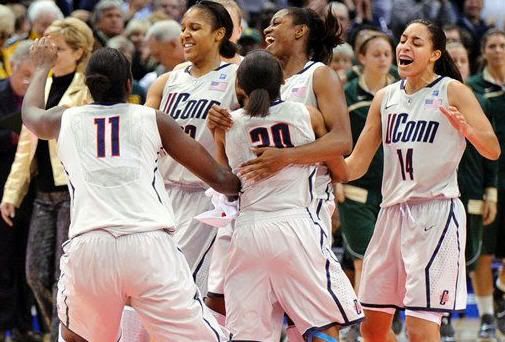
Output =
[{"x1": 397, "y1": 148, "x2": 414, "y2": 181}]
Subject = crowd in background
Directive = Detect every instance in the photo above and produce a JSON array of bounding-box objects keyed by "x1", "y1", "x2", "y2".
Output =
[{"x1": 0, "y1": 0, "x2": 504, "y2": 341}]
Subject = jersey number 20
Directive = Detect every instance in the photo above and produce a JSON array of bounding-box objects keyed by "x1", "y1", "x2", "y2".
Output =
[
  {"x1": 249, "y1": 123, "x2": 294, "y2": 148},
  {"x1": 95, "y1": 116, "x2": 120, "y2": 158}
]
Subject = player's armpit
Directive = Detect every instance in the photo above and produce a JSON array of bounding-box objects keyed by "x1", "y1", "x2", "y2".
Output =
[
  {"x1": 145, "y1": 72, "x2": 171, "y2": 109},
  {"x1": 155, "y1": 111, "x2": 240, "y2": 196}
]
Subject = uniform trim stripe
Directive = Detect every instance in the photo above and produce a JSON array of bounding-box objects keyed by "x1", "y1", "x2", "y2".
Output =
[
  {"x1": 424, "y1": 199, "x2": 455, "y2": 308},
  {"x1": 308, "y1": 169, "x2": 317, "y2": 202},
  {"x1": 297, "y1": 61, "x2": 317, "y2": 75},
  {"x1": 193, "y1": 234, "x2": 217, "y2": 280},
  {"x1": 194, "y1": 293, "x2": 221, "y2": 342},
  {"x1": 360, "y1": 302, "x2": 467, "y2": 314},
  {"x1": 306, "y1": 209, "x2": 352, "y2": 325},
  {"x1": 452, "y1": 209, "x2": 461, "y2": 311},
  {"x1": 215, "y1": 63, "x2": 232, "y2": 71},
  {"x1": 152, "y1": 166, "x2": 163, "y2": 204}
]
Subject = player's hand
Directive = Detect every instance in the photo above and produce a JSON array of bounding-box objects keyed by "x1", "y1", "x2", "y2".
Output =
[
  {"x1": 335, "y1": 183, "x2": 345, "y2": 203},
  {"x1": 238, "y1": 147, "x2": 289, "y2": 183},
  {"x1": 30, "y1": 37, "x2": 58, "y2": 70},
  {"x1": 0, "y1": 202, "x2": 16, "y2": 227},
  {"x1": 483, "y1": 199, "x2": 497, "y2": 226},
  {"x1": 439, "y1": 106, "x2": 474, "y2": 138},
  {"x1": 207, "y1": 105, "x2": 233, "y2": 135}
]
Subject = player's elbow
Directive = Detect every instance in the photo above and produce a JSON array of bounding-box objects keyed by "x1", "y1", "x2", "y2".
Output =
[{"x1": 487, "y1": 145, "x2": 501, "y2": 161}]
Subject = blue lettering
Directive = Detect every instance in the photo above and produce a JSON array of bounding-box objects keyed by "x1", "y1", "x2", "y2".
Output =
[{"x1": 386, "y1": 113, "x2": 439, "y2": 144}]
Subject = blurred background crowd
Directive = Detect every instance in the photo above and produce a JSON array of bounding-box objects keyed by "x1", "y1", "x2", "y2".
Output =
[{"x1": 0, "y1": 0, "x2": 504, "y2": 341}]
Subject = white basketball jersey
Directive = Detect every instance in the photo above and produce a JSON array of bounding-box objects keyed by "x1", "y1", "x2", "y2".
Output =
[
  {"x1": 226, "y1": 100, "x2": 316, "y2": 212},
  {"x1": 58, "y1": 103, "x2": 176, "y2": 238},
  {"x1": 381, "y1": 77, "x2": 466, "y2": 207},
  {"x1": 281, "y1": 61, "x2": 332, "y2": 200},
  {"x1": 158, "y1": 63, "x2": 239, "y2": 188}
]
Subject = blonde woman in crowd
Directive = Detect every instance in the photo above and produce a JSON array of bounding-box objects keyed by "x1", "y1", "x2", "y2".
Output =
[{"x1": 0, "y1": 17, "x2": 93, "y2": 340}]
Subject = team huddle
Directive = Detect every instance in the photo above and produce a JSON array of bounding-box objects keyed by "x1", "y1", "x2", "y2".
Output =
[{"x1": 20, "y1": 1, "x2": 501, "y2": 341}]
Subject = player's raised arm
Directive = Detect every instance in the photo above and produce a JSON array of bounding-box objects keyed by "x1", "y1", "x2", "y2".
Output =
[
  {"x1": 156, "y1": 110, "x2": 240, "y2": 195},
  {"x1": 307, "y1": 104, "x2": 348, "y2": 183},
  {"x1": 22, "y1": 38, "x2": 66, "y2": 140},
  {"x1": 344, "y1": 88, "x2": 383, "y2": 181}
]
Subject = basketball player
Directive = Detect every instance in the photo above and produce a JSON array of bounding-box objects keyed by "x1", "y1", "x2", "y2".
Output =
[
  {"x1": 339, "y1": 32, "x2": 396, "y2": 341},
  {"x1": 206, "y1": 7, "x2": 352, "y2": 339},
  {"x1": 145, "y1": 0, "x2": 239, "y2": 296},
  {"x1": 444, "y1": 41, "x2": 498, "y2": 341},
  {"x1": 215, "y1": 49, "x2": 362, "y2": 342},
  {"x1": 207, "y1": 7, "x2": 351, "y2": 340},
  {"x1": 23, "y1": 41, "x2": 239, "y2": 342},
  {"x1": 467, "y1": 29, "x2": 505, "y2": 337},
  {"x1": 343, "y1": 20, "x2": 500, "y2": 342}
]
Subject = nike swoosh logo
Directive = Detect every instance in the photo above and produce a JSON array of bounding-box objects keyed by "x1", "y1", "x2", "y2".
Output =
[
  {"x1": 385, "y1": 103, "x2": 397, "y2": 110},
  {"x1": 424, "y1": 225, "x2": 435, "y2": 232}
]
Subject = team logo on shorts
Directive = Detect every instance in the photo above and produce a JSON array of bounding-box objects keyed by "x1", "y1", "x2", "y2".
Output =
[
  {"x1": 354, "y1": 299, "x2": 362, "y2": 314},
  {"x1": 439, "y1": 290, "x2": 450, "y2": 305}
]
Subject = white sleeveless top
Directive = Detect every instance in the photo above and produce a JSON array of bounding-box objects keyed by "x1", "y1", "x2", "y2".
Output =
[
  {"x1": 58, "y1": 103, "x2": 176, "y2": 238},
  {"x1": 158, "y1": 62, "x2": 239, "y2": 188},
  {"x1": 226, "y1": 100, "x2": 316, "y2": 213},
  {"x1": 381, "y1": 77, "x2": 466, "y2": 207},
  {"x1": 281, "y1": 61, "x2": 333, "y2": 201}
]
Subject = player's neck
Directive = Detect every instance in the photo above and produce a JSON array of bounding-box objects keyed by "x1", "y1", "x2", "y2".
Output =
[
  {"x1": 280, "y1": 53, "x2": 309, "y2": 80},
  {"x1": 190, "y1": 53, "x2": 222, "y2": 77},
  {"x1": 404, "y1": 71, "x2": 438, "y2": 94},
  {"x1": 486, "y1": 65, "x2": 505, "y2": 85},
  {"x1": 362, "y1": 70, "x2": 388, "y2": 94}
]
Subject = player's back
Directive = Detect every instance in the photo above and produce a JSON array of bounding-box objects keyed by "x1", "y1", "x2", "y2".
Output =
[
  {"x1": 226, "y1": 100, "x2": 316, "y2": 213},
  {"x1": 58, "y1": 103, "x2": 175, "y2": 238}
]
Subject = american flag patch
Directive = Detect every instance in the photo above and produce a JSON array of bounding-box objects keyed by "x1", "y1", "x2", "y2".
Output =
[
  {"x1": 209, "y1": 81, "x2": 228, "y2": 92},
  {"x1": 424, "y1": 98, "x2": 442, "y2": 109},
  {"x1": 291, "y1": 86, "x2": 307, "y2": 97}
]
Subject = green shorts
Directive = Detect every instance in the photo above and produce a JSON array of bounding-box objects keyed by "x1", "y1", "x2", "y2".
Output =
[
  {"x1": 482, "y1": 190, "x2": 505, "y2": 258},
  {"x1": 461, "y1": 197, "x2": 484, "y2": 271},
  {"x1": 339, "y1": 188, "x2": 381, "y2": 260}
]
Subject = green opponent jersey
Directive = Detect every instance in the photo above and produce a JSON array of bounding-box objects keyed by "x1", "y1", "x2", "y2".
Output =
[
  {"x1": 344, "y1": 76, "x2": 386, "y2": 193},
  {"x1": 467, "y1": 69, "x2": 504, "y2": 190}
]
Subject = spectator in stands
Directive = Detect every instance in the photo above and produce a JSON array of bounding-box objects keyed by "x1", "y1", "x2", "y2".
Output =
[
  {"x1": 154, "y1": 0, "x2": 186, "y2": 22},
  {"x1": 4, "y1": 1, "x2": 63, "y2": 76},
  {"x1": 0, "y1": 5, "x2": 15, "y2": 79},
  {"x1": 91, "y1": 0, "x2": 124, "y2": 49},
  {"x1": 140, "y1": 20, "x2": 184, "y2": 90},
  {"x1": 0, "y1": 40, "x2": 38, "y2": 342}
]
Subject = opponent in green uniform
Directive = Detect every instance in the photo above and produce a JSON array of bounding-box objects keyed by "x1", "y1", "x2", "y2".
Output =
[{"x1": 467, "y1": 29, "x2": 505, "y2": 337}]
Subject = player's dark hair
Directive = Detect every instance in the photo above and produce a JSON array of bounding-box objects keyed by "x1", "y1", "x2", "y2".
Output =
[
  {"x1": 85, "y1": 47, "x2": 132, "y2": 103},
  {"x1": 408, "y1": 19, "x2": 462, "y2": 82},
  {"x1": 192, "y1": 0, "x2": 237, "y2": 58},
  {"x1": 286, "y1": 6, "x2": 343, "y2": 64},
  {"x1": 237, "y1": 50, "x2": 283, "y2": 117}
]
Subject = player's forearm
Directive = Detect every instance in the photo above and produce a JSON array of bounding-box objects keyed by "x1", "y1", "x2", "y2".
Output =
[
  {"x1": 208, "y1": 168, "x2": 241, "y2": 196},
  {"x1": 21, "y1": 67, "x2": 50, "y2": 132},
  {"x1": 467, "y1": 129, "x2": 501, "y2": 161},
  {"x1": 284, "y1": 131, "x2": 352, "y2": 167},
  {"x1": 326, "y1": 156, "x2": 349, "y2": 183}
]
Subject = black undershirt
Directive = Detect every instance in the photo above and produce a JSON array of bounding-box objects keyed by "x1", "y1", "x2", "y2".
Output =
[{"x1": 34, "y1": 72, "x2": 75, "y2": 193}]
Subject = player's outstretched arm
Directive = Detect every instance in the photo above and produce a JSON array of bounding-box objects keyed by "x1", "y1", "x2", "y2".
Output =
[
  {"x1": 344, "y1": 88, "x2": 383, "y2": 181},
  {"x1": 156, "y1": 111, "x2": 241, "y2": 196},
  {"x1": 145, "y1": 72, "x2": 171, "y2": 109},
  {"x1": 308, "y1": 105, "x2": 348, "y2": 183},
  {"x1": 443, "y1": 81, "x2": 500, "y2": 160},
  {"x1": 22, "y1": 38, "x2": 65, "y2": 140},
  {"x1": 238, "y1": 66, "x2": 352, "y2": 183}
]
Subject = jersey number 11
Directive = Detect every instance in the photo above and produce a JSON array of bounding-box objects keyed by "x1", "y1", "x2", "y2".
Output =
[{"x1": 95, "y1": 116, "x2": 120, "y2": 158}]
